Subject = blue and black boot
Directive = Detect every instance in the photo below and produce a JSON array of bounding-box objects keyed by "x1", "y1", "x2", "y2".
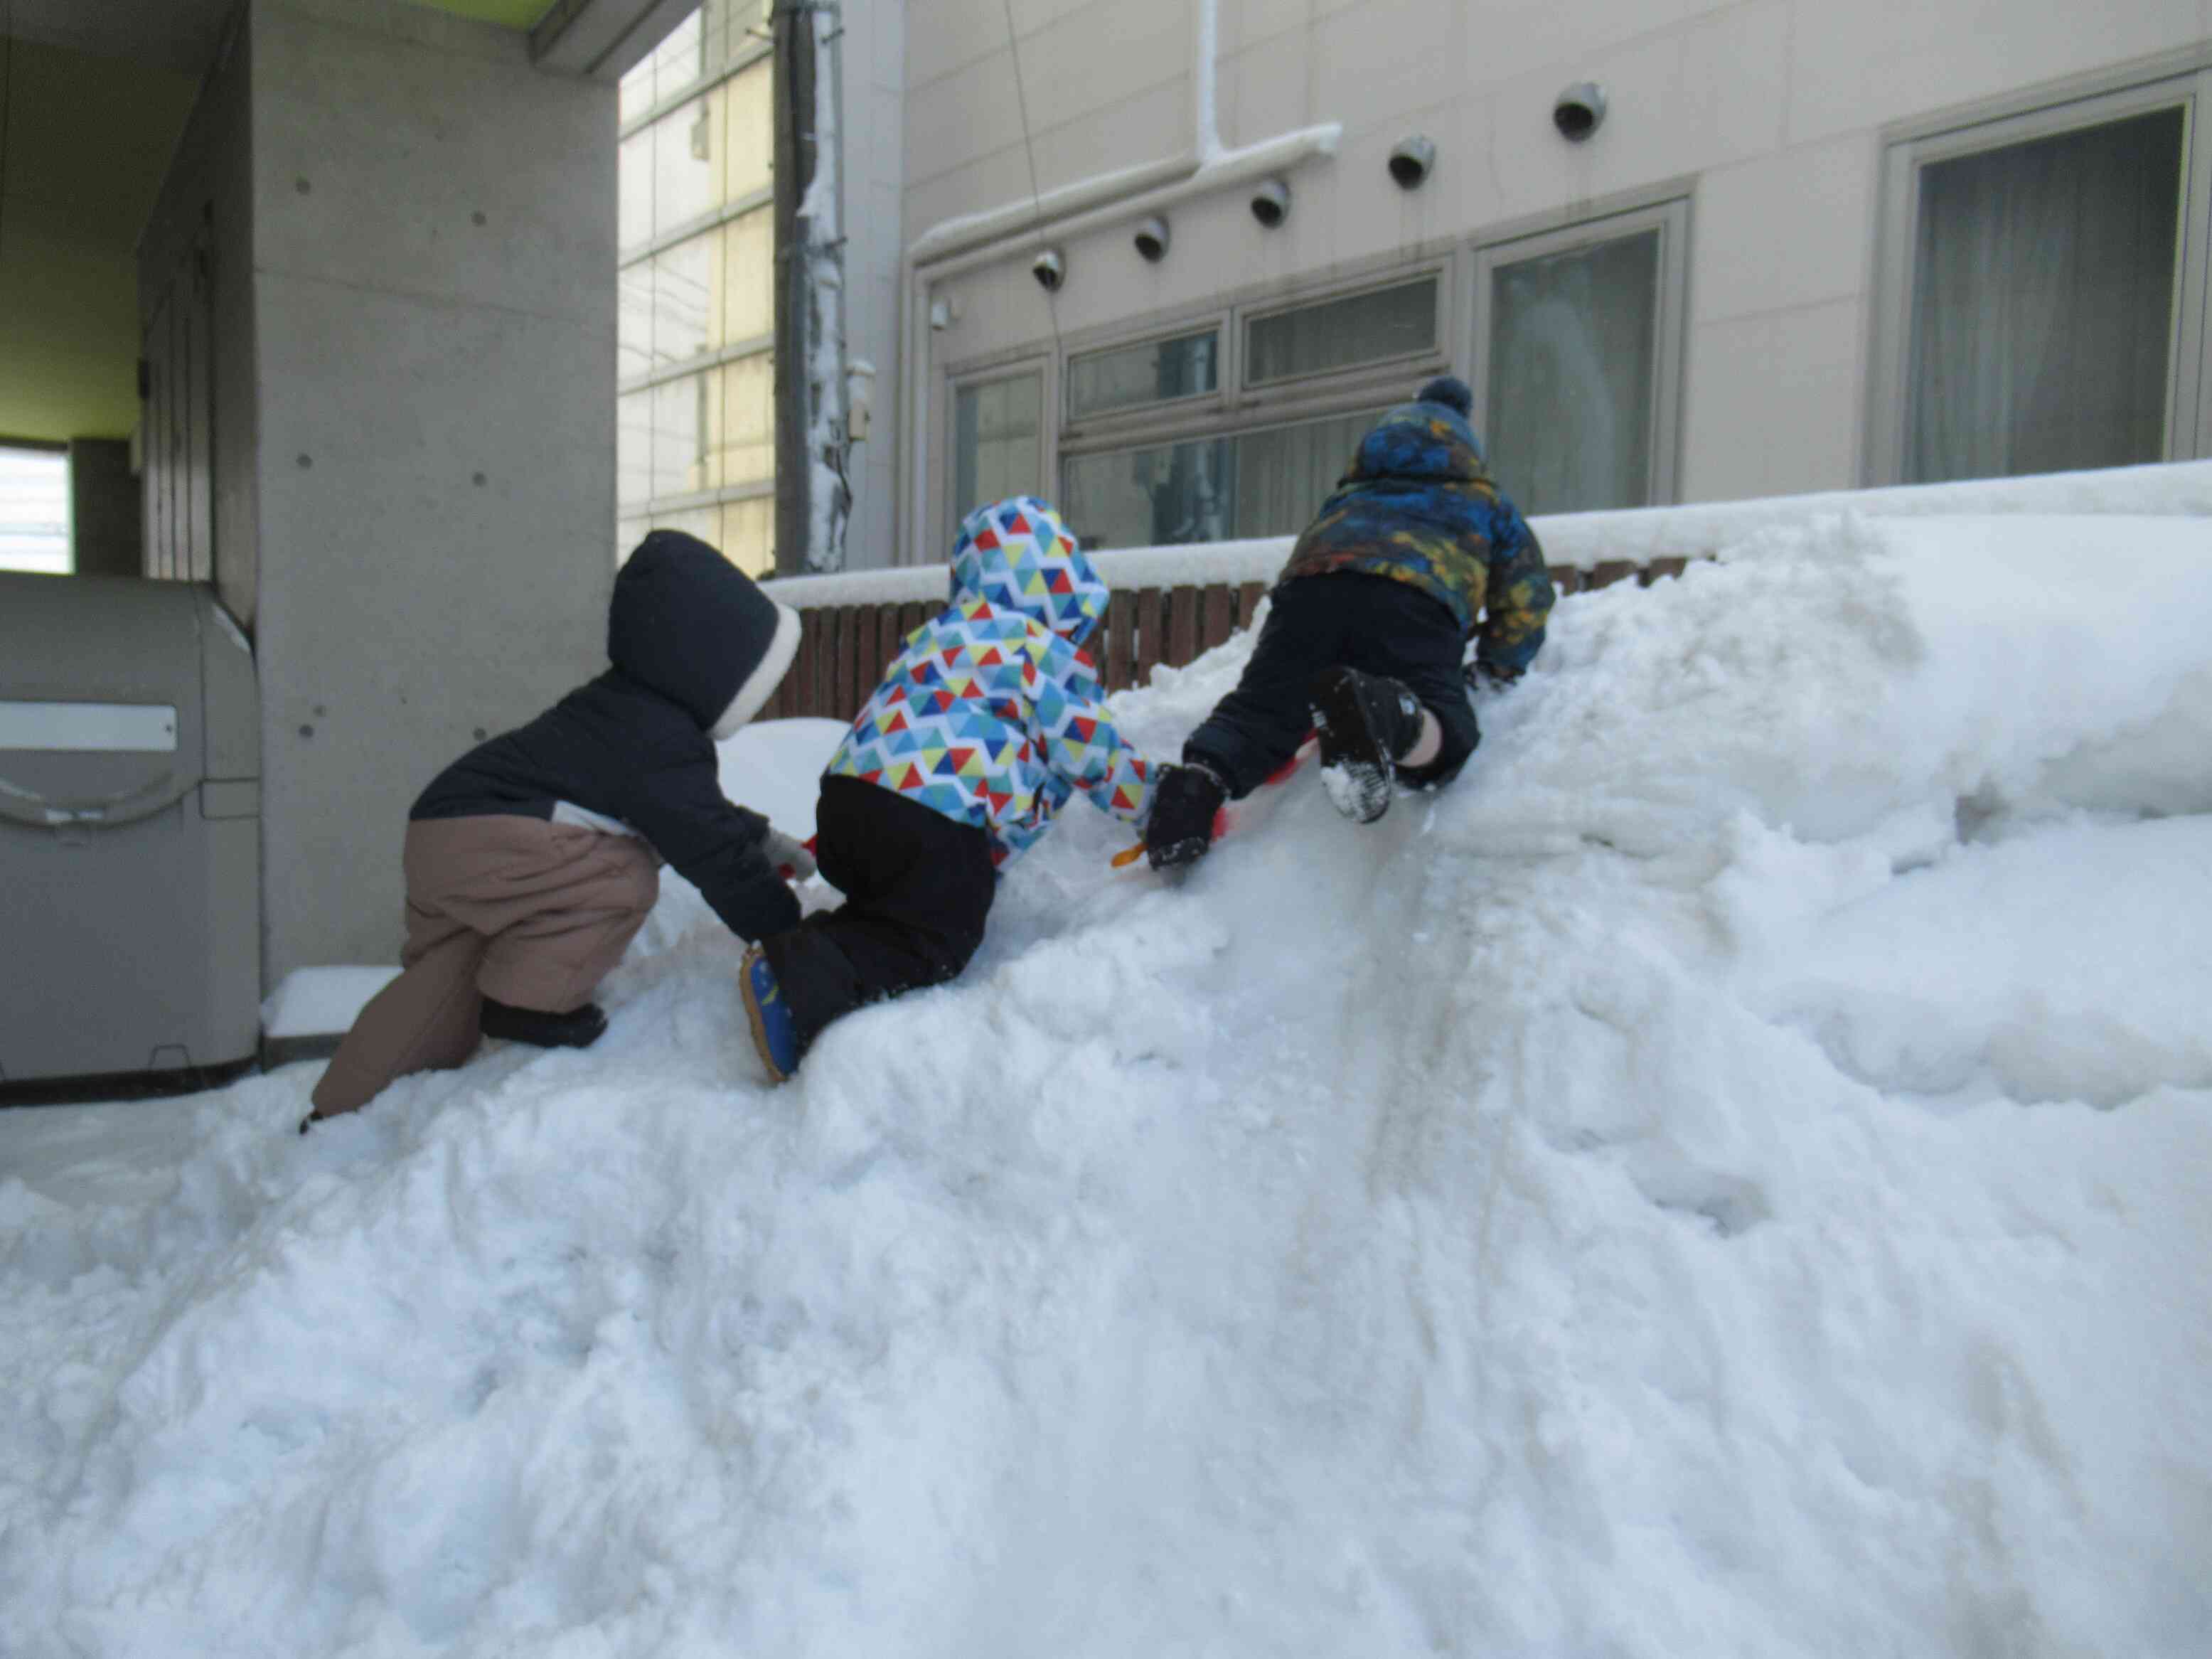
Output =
[
  {"x1": 740, "y1": 945, "x2": 801, "y2": 1082},
  {"x1": 1308, "y1": 666, "x2": 1424, "y2": 825}
]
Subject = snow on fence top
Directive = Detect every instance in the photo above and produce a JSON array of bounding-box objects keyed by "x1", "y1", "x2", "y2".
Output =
[{"x1": 762, "y1": 459, "x2": 2212, "y2": 609}]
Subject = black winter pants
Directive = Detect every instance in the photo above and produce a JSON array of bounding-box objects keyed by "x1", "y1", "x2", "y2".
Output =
[
  {"x1": 1182, "y1": 572, "x2": 1480, "y2": 798},
  {"x1": 759, "y1": 776, "x2": 996, "y2": 1055}
]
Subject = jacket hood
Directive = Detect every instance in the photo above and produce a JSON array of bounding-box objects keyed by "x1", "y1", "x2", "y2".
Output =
[
  {"x1": 1340, "y1": 395, "x2": 1490, "y2": 491},
  {"x1": 947, "y1": 496, "x2": 1107, "y2": 647},
  {"x1": 608, "y1": 529, "x2": 798, "y2": 733}
]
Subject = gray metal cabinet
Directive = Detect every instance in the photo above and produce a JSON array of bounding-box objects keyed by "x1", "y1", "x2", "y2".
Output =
[{"x1": 1, "y1": 574, "x2": 260, "y2": 1083}]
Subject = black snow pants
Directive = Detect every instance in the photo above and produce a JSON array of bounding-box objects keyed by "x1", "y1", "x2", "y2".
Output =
[
  {"x1": 759, "y1": 775, "x2": 996, "y2": 1056},
  {"x1": 1182, "y1": 572, "x2": 1480, "y2": 798}
]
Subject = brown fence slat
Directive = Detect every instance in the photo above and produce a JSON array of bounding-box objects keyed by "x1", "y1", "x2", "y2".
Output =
[
  {"x1": 1167, "y1": 587, "x2": 1200, "y2": 668},
  {"x1": 1106, "y1": 590, "x2": 1135, "y2": 691},
  {"x1": 789, "y1": 608, "x2": 821, "y2": 718},
  {"x1": 823, "y1": 606, "x2": 846, "y2": 718},
  {"x1": 1199, "y1": 582, "x2": 1236, "y2": 652},
  {"x1": 762, "y1": 647, "x2": 789, "y2": 722},
  {"x1": 1586, "y1": 560, "x2": 1638, "y2": 591},
  {"x1": 831, "y1": 606, "x2": 858, "y2": 716},
  {"x1": 1642, "y1": 556, "x2": 1689, "y2": 585},
  {"x1": 1133, "y1": 587, "x2": 1165, "y2": 686},
  {"x1": 844, "y1": 606, "x2": 871, "y2": 715},
  {"x1": 814, "y1": 606, "x2": 838, "y2": 719},
  {"x1": 1548, "y1": 564, "x2": 1579, "y2": 595},
  {"x1": 1236, "y1": 582, "x2": 1266, "y2": 631},
  {"x1": 867, "y1": 606, "x2": 893, "y2": 676},
  {"x1": 853, "y1": 607, "x2": 880, "y2": 711},
  {"x1": 806, "y1": 607, "x2": 834, "y2": 718}
]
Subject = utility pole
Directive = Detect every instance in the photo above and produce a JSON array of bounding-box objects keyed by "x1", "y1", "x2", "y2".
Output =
[{"x1": 770, "y1": 0, "x2": 852, "y2": 574}]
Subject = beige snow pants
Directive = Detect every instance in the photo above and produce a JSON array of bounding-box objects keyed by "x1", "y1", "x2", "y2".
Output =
[{"x1": 308, "y1": 816, "x2": 658, "y2": 1120}]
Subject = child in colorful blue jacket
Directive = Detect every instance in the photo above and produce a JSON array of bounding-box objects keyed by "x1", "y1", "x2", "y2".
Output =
[{"x1": 739, "y1": 496, "x2": 1159, "y2": 1079}]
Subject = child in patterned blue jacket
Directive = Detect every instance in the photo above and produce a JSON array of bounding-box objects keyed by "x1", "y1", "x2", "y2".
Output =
[{"x1": 739, "y1": 496, "x2": 1160, "y2": 1079}]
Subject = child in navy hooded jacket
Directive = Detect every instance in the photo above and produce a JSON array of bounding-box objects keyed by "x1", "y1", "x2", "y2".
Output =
[
  {"x1": 739, "y1": 496, "x2": 1159, "y2": 1079},
  {"x1": 310, "y1": 530, "x2": 808, "y2": 1122}
]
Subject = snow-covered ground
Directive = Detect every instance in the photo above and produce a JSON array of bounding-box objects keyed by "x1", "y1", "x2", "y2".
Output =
[{"x1": 4, "y1": 511, "x2": 2210, "y2": 1657}]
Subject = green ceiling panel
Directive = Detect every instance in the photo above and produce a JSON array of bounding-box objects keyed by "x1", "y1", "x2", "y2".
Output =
[
  {"x1": 406, "y1": 0, "x2": 564, "y2": 29},
  {"x1": 0, "y1": 41, "x2": 199, "y2": 442}
]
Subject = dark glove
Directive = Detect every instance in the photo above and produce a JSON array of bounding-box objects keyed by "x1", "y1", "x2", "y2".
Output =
[
  {"x1": 701, "y1": 855, "x2": 802, "y2": 943},
  {"x1": 1144, "y1": 760, "x2": 1228, "y2": 871}
]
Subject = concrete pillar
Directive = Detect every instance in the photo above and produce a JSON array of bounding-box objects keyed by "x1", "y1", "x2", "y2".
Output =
[{"x1": 142, "y1": 0, "x2": 618, "y2": 985}]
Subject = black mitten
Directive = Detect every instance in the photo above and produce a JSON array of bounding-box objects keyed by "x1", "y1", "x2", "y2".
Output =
[{"x1": 1144, "y1": 761, "x2": 1229, "y2": 870}]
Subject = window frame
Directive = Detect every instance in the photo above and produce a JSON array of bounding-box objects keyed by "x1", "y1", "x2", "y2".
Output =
[
  {"x1": 1037, "y1": 262, "x2": 1456, "y2": 548},
  {"x1": 937, "y1": 356, "x2": 1054, "y2": 545},
  {"x1": 1467, "y1": 196, "x2": 1690, "y2": 513},
  {"x1": 1062, "y1": 318, "x2": 1230, "y2": 432},
  {"x1": 1236, "y1": 265, "x2": 1452, "y2": 402},
  {"x1": 1866, "y1": 68, "x2": 2212, "y2": 486},
  {"x1": 935, "y1": 202, "x2": 1701, "y2": 558}
]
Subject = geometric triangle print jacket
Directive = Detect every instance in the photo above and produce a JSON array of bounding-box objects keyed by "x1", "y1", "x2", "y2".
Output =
[{"x1": 826, "y1": 495, "x2": 1159, "y2": 868}]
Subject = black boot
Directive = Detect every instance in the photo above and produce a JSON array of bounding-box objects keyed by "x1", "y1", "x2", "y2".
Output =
[
  {"x1": 1308, "y1": 666, "x2": 1423, "y2": 825},
  {"x1": 1144, "y1": 760, "x2": 1229, "y2": 870},
  {"x1": 480, "y1": 997, "x2": 609, "y2": 1048}
]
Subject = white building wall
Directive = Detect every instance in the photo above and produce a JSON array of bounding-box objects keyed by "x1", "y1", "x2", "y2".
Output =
[{"x1": 891, "y1": 0, "x2": 2212, "y2": 557}]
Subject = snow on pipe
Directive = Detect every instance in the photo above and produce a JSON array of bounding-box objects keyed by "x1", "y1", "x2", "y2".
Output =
[{"x1": 904, "y1": 0, "x2": 1224, "y2": 270}]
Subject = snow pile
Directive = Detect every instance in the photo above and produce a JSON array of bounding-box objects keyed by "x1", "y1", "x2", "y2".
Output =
[{"x1": 4, "y1": 513, "x2": 2211, "y2": 1657}]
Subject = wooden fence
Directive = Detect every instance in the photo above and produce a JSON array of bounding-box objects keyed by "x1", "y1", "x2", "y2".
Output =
[{"x1": 760, "y1": 555, "x2": 1695, "y2": 722}]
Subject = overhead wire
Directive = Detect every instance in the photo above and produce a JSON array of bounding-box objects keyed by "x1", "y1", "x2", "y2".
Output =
[{"x1": 995, "y1": 0, "x2": 1063, "y2": 366}]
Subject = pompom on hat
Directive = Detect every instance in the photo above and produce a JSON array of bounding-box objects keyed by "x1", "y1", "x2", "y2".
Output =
[{"x1": 1416, "y1": 375, "x2": 1475, "y2": 416}]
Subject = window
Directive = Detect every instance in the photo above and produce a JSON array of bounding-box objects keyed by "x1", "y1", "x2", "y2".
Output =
[
  {"x1": 1067, "y1": 329, "x2": 1219, "y2": 421},
  {"x1": 1059, "y1": 406, "x2": 1389, "y2": 553},
  {"x1": 0, "y1": 445, "x2": 70, "y2": 576},
  {"x1": 1246, "y1": 275, "x2": 1438, "y2": 386},
  {"x1": 951, "y1": 369, "x2": 1045, "y2": 537},
  {"x1": 617, "y1": 496, "x2": 772, "y2": 576},
  {"x1": 619, "y1": 1, "x2": 765, "y2": 126},
  {"x1": 1470, "y1": 201, "x2": 1687, "y2": 516},
  {"x1": 614, "y1": 2, "x2": 778, "y2": 575},
  {"x1": 1062, "y1": 435, "x2": 1232, "y2": 550},
  {"x1": 1234, "y1": 407, "x2": 1386, "y2": 534},
  {"x1": 1032, "y1": 270, "x2": 1448, "y2": 552},
  {"x1": 1873, "y1": 76, "x2": 2208, "y2": 484}
]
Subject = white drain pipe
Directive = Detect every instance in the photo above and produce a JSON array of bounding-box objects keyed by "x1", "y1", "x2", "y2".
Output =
[{"x1": 894, "y1": 0, "x2": 1340, "y2": 562}]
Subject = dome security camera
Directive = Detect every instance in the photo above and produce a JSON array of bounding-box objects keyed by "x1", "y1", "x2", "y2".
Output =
[
  {"x1": 1250, "y1": 178, "x2": 1291, "y2": 229},
  {"x1": 1031, "y1": 247, "x2": 1067, "y2": 291},
  {"x1": 1133, "y1": 215, "x2": 1170, "y2": 262},
  {"x1": 1553, "y1": 82, "x2": 1607, "y2": 142},
  {"x1": 1388, "y1": 134, "x2": 1436, "y2": 189}
]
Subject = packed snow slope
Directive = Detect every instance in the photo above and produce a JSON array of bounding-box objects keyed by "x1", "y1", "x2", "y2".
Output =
[{"x1": 6, "y1": 513, "x2": 2212, "y2": 1658}]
